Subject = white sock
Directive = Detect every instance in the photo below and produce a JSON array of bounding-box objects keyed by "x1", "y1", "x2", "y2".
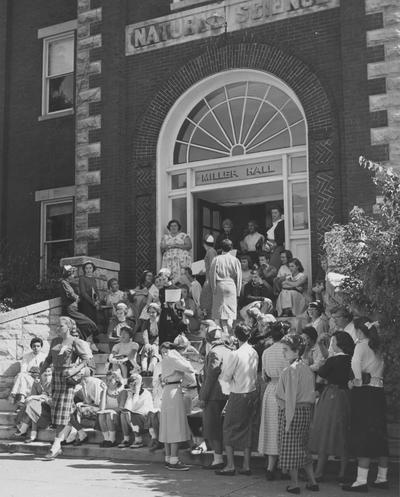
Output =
[
  {"x1": 375, "y1": 466, "x2": 388, "y2": 483},
  {"x1": 19, "y1": 422, "x2": 29, "y2": 434},
  {"x1": 131, "y1": 424, "x2": 139, "y2": 433},
  {"x1": 123, "y1": 435, "x2": 130, "y2": 442},
  {"x1": 352, "y1": 467, "x2": 368, "y2": 486},
  {"x1": 103, "y1": 431, "x2": 110, "y2": 441},
  {"x1": 30, "y1": 430, "x2": 37, "y2": 441},
  {"x1": 213, "y1": 453, "x2": 224, "y2": 464},
  {"x1": 149, "y1": 428, "x2": 156, "y2": 439},
  {"x1": 170, "y1": 456, "x2": 178, "y2": 465},
  {"x1": 51, "y1": 437, "x2": 62, "y2": 454},
  {"x1": 78, "y1": 429, "x2": 86, "y2": 441},
  {"x1": 134, "y1": 436, "x2": 143, "y2": 444},
  {"x1": 165, "y1": 456, "x2": 171, "y2": 463},
  {"x1": 109, "y1": 431, "x2": 116, "y2": 443}
]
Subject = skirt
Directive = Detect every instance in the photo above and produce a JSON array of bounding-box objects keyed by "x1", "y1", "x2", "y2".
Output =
[
  {"x1": 11, "y1": 372, "x2": 34, "y2": 398},
  {"x1": 278, "y1": 404, "x2": 313, "y2": 471},
  {"x1": 309, "y1": 384, "x2": 350, "y2": 457},
  {"x1": 349, "y1": 386, "x2": 389, "y2": 457},
  {"x1": 25, "y1": 399, "x2": 52, "y2": 428},
  {"x1": 159, "y1": 384, "x2": 191, "y2": 443},
  {"x1": 212, "y1": 279, "x2": 238, "y2": 321},
  {"x1": 203, "y1": 400, "x2": 226, "y2": 442},
  {"x1": 200, "y1": 280, "x2": 213, "y2": 318},
  {"x1": 223, "y1": 390, "x2": 258, "y2": 450},
  {"x1": 258, "y1": 380, "x2": 279, "y2": 455},
  {"x1": 51, "y1": 370, "x2": 76, "y2": 426}
]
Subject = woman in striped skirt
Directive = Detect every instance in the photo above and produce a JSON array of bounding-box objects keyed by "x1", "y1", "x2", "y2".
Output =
[
  {"x1": 276, "y1": 333, "x2": 319, "y2": 494},
  {"x1": 258, "y1": 322, "x2": 288, "y2": 480},
  {"x1": 40, "y1": 316, "x2": 92, "y2": 460}
]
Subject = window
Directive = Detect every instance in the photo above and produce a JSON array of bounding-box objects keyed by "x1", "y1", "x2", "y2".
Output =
[
  {"x1": 174, "y1": 81, "x2": 305, "y2": 164},
  {"x1": 42, "y1": 32, "x2": 74, "y2": 116},
  {"x1": 42, "y1": 200, "x2": 74, "y2": 275}
]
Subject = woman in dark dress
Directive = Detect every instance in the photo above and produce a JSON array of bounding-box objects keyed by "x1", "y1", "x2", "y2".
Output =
[
  {"x1": 309, "y1": 331, "x2": 355, "y2": 482},
  {"x1": 343, "y1": 318, "x2": 389, "y2": 492},
  {"x1": 78, "y1": 260, "x2": 99, "y2": 323},
  {"x1": 40, "y1": 316, "x2": 93, "y2": 459},
  {"x1": 60, "y1": 265, "x2": 98, "y2": 341}
]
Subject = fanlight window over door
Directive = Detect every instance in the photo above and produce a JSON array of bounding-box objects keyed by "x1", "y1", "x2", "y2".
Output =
[{"x1": 174, "y1": 81, "x2": 306, "y2": 164}]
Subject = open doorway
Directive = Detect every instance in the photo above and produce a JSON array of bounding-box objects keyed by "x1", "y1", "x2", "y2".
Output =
[{"x1": 193, "y1": 181, "x2": 284, "y2": 260}]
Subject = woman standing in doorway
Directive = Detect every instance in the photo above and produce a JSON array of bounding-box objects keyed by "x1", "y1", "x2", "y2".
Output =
[
  {"x1": 210, "y1": 239, "x2": 242, "y2": 335},
  {"x1": 264, "y1": 206, "x2": 285, "y2": 269},
  {"x1": 160, "y1": 219, "x2": 192, "y2": 284}
]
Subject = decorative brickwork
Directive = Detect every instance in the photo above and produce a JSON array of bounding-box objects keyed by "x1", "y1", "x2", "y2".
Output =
[
  {"x1": 132, "y1": 43, "x2": 338, "y2": 275},
  {"x1": 366, "y1": 0, "x2": 400, "y2": 171},
  {"x1": 75, "y1": 0, "x2": 102, "y2": 256}
]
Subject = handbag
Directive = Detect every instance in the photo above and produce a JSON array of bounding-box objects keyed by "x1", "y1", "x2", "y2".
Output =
[{"x1": 65, "y1": 369, "x2": 83, "y2": 387}]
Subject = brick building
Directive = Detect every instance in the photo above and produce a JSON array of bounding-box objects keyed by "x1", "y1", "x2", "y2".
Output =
[{"x1": 0, "y1": 0, "x2": 399, "y2": 287}]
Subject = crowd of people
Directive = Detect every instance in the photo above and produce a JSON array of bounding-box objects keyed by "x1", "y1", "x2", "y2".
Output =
[{"x1": 7, "y1": 214, "x2": 390, "y2": 494}]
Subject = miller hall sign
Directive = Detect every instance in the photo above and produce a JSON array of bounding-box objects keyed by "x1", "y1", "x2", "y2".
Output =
[{"x1": 126, "y1": 0, "x2": 340, "y2": 55}]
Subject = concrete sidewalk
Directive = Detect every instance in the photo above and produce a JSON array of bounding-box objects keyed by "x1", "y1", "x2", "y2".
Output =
[{"x1": 0, "y1": 453, "x2": 399, "y2": 497}]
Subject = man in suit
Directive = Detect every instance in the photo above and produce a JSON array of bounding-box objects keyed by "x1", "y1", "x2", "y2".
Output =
[{"x1": 198, "y1": 324, "x2": 231, "y2": 470}]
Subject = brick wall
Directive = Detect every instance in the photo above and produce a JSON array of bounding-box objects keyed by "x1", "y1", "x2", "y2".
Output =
[{"x1": 1, "y1": 0, "x2": 77, "y2": 277}]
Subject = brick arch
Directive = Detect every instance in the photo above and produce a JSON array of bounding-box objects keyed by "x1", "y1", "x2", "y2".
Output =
[{"x1": 133, "y1": 43, "x2": 338, "y2": 278}]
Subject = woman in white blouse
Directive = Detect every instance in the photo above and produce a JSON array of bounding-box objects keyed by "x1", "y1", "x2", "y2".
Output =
[{"x1": 343, "y1": 318, "x2": 389, "y2": 492}]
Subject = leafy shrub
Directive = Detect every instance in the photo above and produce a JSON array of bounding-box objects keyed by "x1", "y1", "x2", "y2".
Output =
[{"x1": 324, "y1": 157, "x2": 400, "y2": 421}]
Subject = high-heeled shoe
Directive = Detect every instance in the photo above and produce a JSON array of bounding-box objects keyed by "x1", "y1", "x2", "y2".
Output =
[
  {"x1": 43, "y1": 448, "x2": 62, "y2": 460},
  {"x1": 286, "y1": 486, "x2": 300, "y2": 494}
]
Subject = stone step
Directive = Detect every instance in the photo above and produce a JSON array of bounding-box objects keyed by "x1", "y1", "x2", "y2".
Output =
[
  {"x1": 0, "y1": 411, "x2": 16, "y2": 425},
  {"x1": 0, "y1": 399, "x2": 13, "y2": 411}
]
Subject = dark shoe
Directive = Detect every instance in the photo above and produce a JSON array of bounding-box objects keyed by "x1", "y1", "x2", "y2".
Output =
[
  {"x1": 202, "y1": 462, "x2": 225, "y2": 470},
  {"x1": 167, "y1": 460, "x2": 189, "y2": 471},
  {"x1": 118, "y1": 441, "x2": 130, "y2": 448},
  {"x1": 342, "y1": 484, "x2": 368, "y2": 492},
  {"x1": 73, "y1": 435, "x2": 88, "y2": 446},
  {"x1": 370, "y1": 481, "x2": 389, "y2": 490},
  {"x1": 100, "y1": 441, "x2": 112, "y2": 447},
  {"x1": 265, "y1": 469, "x2": 276, "y2": 481},
  {"x1": 215, "y1": 468, "x2": 236, "y2": 476},
  {"x1": 11, "y1": 431, "x2": 26, "y2": 440},
  {"x1": 61, "y1": 439, "x2": 75, "y2": 446},
  {"x1": 149, "y1": 440, "x2": 163, "y2": 452},
  {"x1": 238, "y1": 469, "x2": 252, "y2": 476},
  {"x1": 24, "y1": 438, "x2": 36, "y2": 444},
  {"x1": 286, "y1": 486, "x2": 301, "y2": 494},
  {"x1": 305, "y1": 484, "x2": 319, "y2": 491}
]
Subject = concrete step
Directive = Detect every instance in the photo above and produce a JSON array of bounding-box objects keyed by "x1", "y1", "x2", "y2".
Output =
[
  {"x1": 0, "y1": 399, "x2": 13, "y2": 411},
  {"x1": 0, "y1": 411, "x2": 16, "y2": 425}
]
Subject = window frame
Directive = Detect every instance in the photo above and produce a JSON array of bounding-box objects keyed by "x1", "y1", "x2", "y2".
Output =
[
  {"x1": 41, "y1": 30, "x2": 75, "y2": 118},
  {"x1": 39, "y1": 196, "x2": 75, "y2": 278}
]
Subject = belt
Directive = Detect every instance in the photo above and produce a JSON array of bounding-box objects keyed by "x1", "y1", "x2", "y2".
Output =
[
  {"x1": 164, "y1": 380, "x2": 182, "y2": 385},
  {"x1": 183, "y1": 385, "x2": 198, "y2": 390}
]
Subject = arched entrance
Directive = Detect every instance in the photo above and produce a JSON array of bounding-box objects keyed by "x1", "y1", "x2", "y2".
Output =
[{"x1": 157, "y1": 69, "x2": 311, "y2": 276}]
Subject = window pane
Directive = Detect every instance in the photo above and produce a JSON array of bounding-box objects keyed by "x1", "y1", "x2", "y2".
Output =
[
  {"x1": 171, "y1": 173, "x2": 187, "y2": 190},
  {"x1": 291, "y1": 120, "x2": 306, "y2": 146},
  {"x1": 174, "y1": 142, "x2": 187, "y2": 164},
  {"x1": 292, "y1": 182, "x2": 309, "y2": 231},
  {"x1": 203, "y1": 207, "x2": 210, "y2": 226},
  {"x1": 46, "y1": 202, "x2": 73, "y2": 241},
  {"x1": 291, "y1": 156, "x2": 307, "y2": 174},
  {"x1": 226, "y1": 82, "x2": 246, "y2": 99},
  {"x1": 46, "y1": 240, "x2": 74, "y2": 272},
  {"x1": 48, "y1": 74, "x2": 74, "y2": 112},
  {"x1": 213, "y1": 210, "x2": 220, "y2": 229},
  {"x1": 48, "y1": 36, "x2": 74, "y2": 76},
  {"x1": 247, "y1": 82, "x2": 268, "y2": 98},
  {"x1": 172, "y1": 197, "x2": 187, "y2": 232}
]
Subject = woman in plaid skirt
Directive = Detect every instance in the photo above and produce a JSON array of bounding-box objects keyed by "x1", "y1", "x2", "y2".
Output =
[
  {"x1": 276, "y1": 333, "x2": 318, "y2": 494},
  {"x1": 40, "y1": 316, "x2": 92, "y2": 460}
]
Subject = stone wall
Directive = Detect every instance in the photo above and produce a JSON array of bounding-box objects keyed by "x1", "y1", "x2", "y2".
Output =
[
  {"x1": 0, "y1": 298, "x2": 62, "y2": 400},
  {"x1": 366, "y1": 0, "x2": 400, "y2": 171}
]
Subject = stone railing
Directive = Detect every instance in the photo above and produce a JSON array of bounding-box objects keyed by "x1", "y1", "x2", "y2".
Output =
[{"x1": 0, "y1": 298, "x2": 62, "y2": 400}]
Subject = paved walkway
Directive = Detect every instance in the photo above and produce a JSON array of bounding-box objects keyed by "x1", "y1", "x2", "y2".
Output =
[{"x1": 1, "y1": 453, "x2": 399, "y2": 497}]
